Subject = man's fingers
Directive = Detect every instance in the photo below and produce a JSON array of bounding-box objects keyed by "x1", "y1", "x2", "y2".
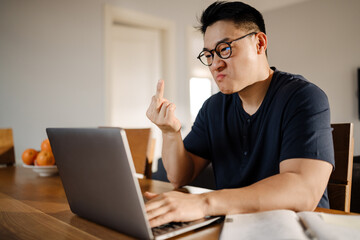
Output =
[
  {"x1": 145, "y1": 193, "x2": 167, "y2": 214},
  {"x1": 146, "y1": 80, "x2": 181, "y2": 133},
  {"x1": 166, "y1": 103, "x2": 176, "y2": 118},
  {"x1": 147, "y1": 204, "x2": 171, "y2": 223},
  {"x1": 149, "y1": 212, "x2": 174, "y2": 228},
  {"x1": 166, "y1": 104, "x2": 181, "y2": 132},
  {"x1": 155, "y1": 79, "x2": 164, "y2": 99},
  {"x1": 144, "y1": 191, "x2": 158, "y2": 200},
  {"x1": 159, "y1": 101, "x2": 170, "y2": 118}
]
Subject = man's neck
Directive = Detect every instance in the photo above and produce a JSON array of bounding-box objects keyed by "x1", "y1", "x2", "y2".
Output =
[{"x1": 238, "y1": 67, "x2": 274, "y2": 116}]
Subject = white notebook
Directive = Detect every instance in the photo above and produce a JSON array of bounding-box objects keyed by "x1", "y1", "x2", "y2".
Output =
[{"x1": 220, "y1": 209, "x2": 360, "y2": 240}]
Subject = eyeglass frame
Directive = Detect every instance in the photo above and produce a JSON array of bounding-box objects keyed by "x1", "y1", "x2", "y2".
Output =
[{"x1": 197, "y1": 32, "x2": 258, "y2": 66}]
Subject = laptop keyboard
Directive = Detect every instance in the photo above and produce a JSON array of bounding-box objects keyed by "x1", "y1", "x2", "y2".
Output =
[{"x1": 152, "y1": 221, "x2": 192, "y2": 236}]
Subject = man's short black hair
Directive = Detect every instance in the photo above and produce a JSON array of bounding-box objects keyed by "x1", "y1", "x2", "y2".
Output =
[{"x1": 198, "y1": 1, "x2": 266, "y2": 35}]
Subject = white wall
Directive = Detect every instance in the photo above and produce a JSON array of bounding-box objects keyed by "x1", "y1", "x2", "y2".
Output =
[
  {"x1": 0, "y1": 0, "x2": 105, "y2": 160},
  {"x1": 0, "y1": 0, "x2": 210, "y2": 163},
  {"x1": 264, "y1": 0, "x2": 360, "y2": 155},
  {"x1": 1, "y1": 0, "x2": 359, "y2": 163}
]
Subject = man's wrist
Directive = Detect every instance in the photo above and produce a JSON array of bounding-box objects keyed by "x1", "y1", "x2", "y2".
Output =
[
  {"x1": 162, "y1": 128, "x2": 181, "y2": 139},
  {"x1": 200, "y1": 192, "x2": 211, "y2": 217}
]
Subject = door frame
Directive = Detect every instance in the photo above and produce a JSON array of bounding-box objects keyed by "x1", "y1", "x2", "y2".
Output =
[{"x1": 104, "y1": 5, "x2": 176, "y2": 125}]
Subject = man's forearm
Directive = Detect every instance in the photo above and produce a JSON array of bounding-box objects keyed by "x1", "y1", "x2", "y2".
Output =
[
  {"x1": 162, "y1": 131, "x2": 194, "y2": 188},
  {"x1": 201, "y1": 171, "x2": 320, "y2": 217},
  {"x1": 199, "y1": 159, "x2": 332, "y2": 217}
]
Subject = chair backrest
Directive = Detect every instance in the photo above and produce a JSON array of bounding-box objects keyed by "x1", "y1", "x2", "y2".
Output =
[
  {"x1": 124, "y1": 128, "x2": 155, "y2": 179},
  {"x1": 0, "y1": 128, "x2": 15, "y2": 166},
  {"x1": 328, "y1": 123, "x2": 354, "y2": 212}
]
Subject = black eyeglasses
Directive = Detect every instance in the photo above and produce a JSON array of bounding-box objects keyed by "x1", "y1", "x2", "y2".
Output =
[{"x1": 197, "y1": 32, "x2": 258, "y2": 66}]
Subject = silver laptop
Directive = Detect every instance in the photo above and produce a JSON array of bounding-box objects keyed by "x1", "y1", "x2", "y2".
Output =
[{"x1": 46, "y1": 128, "x2": 220, "y2": 240}]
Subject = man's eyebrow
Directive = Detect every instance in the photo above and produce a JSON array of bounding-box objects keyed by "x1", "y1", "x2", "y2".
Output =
[{"x1": 203, "y1": 37, "x2": 231, "y2": 51}]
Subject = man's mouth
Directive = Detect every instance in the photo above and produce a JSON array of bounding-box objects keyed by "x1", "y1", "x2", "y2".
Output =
[{"x1": 216, "y1": 74, "x2": 226, "y2": 81}]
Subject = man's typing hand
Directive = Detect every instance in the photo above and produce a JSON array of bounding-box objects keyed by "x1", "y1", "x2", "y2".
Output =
[
  {"x1": 144, "y1": 191, "x2": 207, "y2": 228},
  {"x1": 146, "y1": 80, "x2": 181, "y2": 134}
]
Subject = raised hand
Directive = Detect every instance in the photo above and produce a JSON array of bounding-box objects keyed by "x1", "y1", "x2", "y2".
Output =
[{"x1": 146, "y1": 80, "x2": 181, "y2": 134}]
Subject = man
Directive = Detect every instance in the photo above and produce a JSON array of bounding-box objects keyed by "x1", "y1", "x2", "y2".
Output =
[{"x1": 145, "y1": 1, "x2": 334, "y2": 228}]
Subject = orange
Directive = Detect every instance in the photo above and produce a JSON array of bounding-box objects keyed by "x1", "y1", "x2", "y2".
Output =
[
  {"x1": 22, "y1": 149, "x2": 38, "y2": 165},
  {"x1": 36, "y1": 151, "x2": 55, "y2": 166},
  {"x1": 41, "y1": 139, "x2": 52, "y2": 152}
]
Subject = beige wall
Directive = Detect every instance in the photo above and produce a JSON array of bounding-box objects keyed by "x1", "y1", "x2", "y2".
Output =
[
  {"x1": 0, "y1": 0, "x2": 208, "y2": 162},
  {"x1": 0, "y1": 0, "x2": 105, "y2": 161},
  {"x1": 264, "y1": 0, "x2": 360, "y2": 155},
  {"x1": 1, "y1": 0, "x2": 359, "y2": 163}
]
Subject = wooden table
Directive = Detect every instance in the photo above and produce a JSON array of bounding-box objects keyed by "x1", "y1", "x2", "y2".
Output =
[
  {"x1": 0, "y1": 166, "x2": 355, "y2": 239},
  {"x1": 0, "y1": 166, "x2": 222, "y2": 239}
]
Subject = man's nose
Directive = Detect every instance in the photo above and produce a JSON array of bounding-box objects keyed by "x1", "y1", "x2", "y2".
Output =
[{"x1": 210, "y1": 54, "x2": 225, "y2": 71}]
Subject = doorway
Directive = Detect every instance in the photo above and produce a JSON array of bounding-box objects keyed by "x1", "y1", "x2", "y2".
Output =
[
  {"x1": 105, "y1": 5, "x2": 176, "y2": 170},
  {"x1": 109, "y1": 24, "x2": 161, "y2": 127}
]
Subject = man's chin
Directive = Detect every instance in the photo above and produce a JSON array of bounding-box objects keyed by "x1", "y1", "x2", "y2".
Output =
[
  {"x1": 219, "y1": 89, "x2": 236, "y2": 95},
  {"x1": 217, "y1": 83, "x2": 244, "y2": 95}
]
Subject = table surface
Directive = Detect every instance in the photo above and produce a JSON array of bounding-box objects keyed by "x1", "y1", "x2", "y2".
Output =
[{"x1": 0, "y1": 166, "x2": 355, "y2": 240}]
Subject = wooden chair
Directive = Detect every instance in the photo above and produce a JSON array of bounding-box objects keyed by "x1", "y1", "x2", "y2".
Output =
[
  {"x1": 328, "y1": 123, "x2": 354, "y2": 212},
  {"x1": 124, "y1": 128, "x2": 155, "y2": 179},
  {"x1": 0, "y1": 128, "x2": 16, "y2": 166}
]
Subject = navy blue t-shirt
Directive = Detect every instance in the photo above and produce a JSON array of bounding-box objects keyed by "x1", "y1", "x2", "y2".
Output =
[{"x1": 183, "y1": 68, "x2": 335, "y2": 208}]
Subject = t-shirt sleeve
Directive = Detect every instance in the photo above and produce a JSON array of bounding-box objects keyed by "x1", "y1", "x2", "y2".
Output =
[
  {"x1": 280, "y1": 82, "x2": 335, "y2": 167},
  {"x1": 183, "y1": 101, "x2": 212, "y2": 161}
]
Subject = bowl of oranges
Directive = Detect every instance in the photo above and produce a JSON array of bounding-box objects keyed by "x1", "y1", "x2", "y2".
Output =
[{"x1": 22, "y1": 139, "x2": 58, "y2": 177}]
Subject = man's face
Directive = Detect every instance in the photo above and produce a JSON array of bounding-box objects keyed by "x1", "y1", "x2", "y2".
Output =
[{"x1": 203, "y1": 20, "x2": 259, "y2": 94}]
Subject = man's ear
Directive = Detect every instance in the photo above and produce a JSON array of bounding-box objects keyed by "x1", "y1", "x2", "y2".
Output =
[{"x1": 256, "y1": 32, "x2": 267, "y2": 55}]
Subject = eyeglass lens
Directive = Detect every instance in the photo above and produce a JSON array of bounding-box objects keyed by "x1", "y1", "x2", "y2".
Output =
[
  {"x1": 198, "y1": 42, "x2": 232, "y2": 66},
  {"x1": 197, "y1": 32, "x2": 258, "y2": 66}
]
